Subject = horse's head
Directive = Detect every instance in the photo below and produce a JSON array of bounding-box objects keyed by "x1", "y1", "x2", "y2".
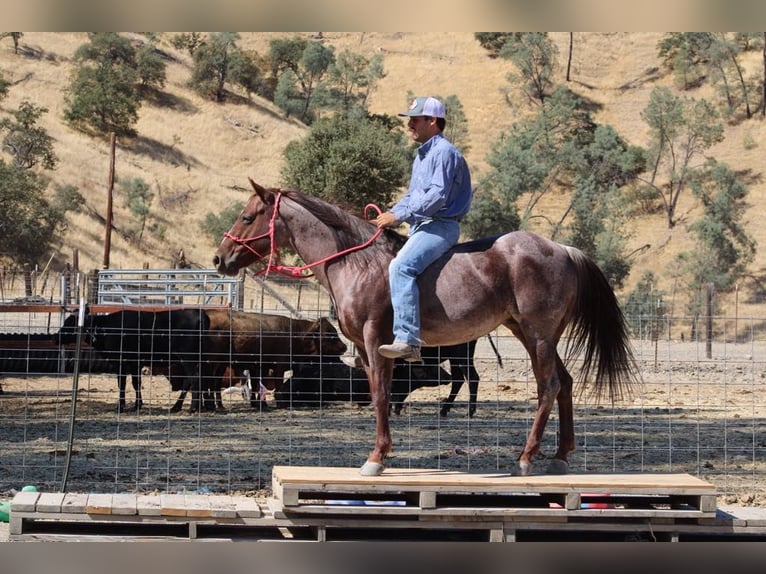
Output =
[{"x1": 213, "y1": 179, "x2": 282, "y2": 276}]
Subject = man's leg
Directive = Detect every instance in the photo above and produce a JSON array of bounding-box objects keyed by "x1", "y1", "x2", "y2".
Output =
[{"x1": 380, "y1": 220, "x2": 459, "y2": 360}]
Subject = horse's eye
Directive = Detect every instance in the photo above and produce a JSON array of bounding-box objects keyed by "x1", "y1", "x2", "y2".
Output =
[{"x1": 242, "y1": 214, "x2": 254, "y2": 223}]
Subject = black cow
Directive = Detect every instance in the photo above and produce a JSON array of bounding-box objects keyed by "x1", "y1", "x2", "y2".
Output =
[
  {"x1": 57, "y1": 309, "x2": 210, "y2": 412},
  {"x1": 278, "y1": 339, "x2": 482, "y2": 417}
]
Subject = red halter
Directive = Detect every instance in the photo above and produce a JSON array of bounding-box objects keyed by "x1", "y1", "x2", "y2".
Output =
[{"x1": 222, "y1": 192, "x2": 384, "y2": 279}]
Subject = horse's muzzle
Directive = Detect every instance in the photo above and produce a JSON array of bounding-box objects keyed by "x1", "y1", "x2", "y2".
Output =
[{"x1": 212, "y1": 253, "x2": 238, "y2": 276}]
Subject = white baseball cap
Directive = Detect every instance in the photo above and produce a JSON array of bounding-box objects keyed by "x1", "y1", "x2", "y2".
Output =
[{"x1": 398, "y1": 96, "x2": 446, "y2": 118}]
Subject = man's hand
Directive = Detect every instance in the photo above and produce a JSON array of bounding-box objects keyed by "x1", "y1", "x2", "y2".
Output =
[{"x1": 373, "y1": 212, "x2": 399, "y2": 229}]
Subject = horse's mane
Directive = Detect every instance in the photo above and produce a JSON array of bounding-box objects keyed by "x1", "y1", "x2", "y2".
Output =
[{"x1": 280, "y1": 188, "x2": 405, "y2": 270}]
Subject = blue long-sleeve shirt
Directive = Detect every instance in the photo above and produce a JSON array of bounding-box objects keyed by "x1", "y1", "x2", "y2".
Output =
[{"x1": 390, "y1": 133, "x2": 472, "y2": 226}]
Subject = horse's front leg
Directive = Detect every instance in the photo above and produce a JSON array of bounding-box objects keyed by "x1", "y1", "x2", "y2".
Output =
[{"x1": 359, "y1": 350, "x2": 395, "y2": 477}]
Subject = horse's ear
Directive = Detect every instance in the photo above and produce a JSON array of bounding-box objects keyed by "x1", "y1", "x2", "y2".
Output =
[{"x1": 248, "y1": 178, "x2": 276, "y2": 205}]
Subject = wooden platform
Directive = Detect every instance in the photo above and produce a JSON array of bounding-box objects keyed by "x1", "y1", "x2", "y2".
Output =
[
  {"x1": 272, "y1": 466, "x2": 718, "y2": 518},
  {"x1": 8, "y1": 467, "x2": 766, "y2": 542}
]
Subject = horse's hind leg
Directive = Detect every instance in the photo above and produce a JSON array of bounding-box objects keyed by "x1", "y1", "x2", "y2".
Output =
[
  {"x1": 512, "y1": 333, "x2": 561, "y2": 476},
  {"x1": 549, "y1": 355, "x2": 574, "y2": 474}
]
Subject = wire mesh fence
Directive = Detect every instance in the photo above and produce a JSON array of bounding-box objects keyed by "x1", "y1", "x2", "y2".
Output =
[{"x1": 0, "y1": 270, "x2": 764, "y2": 505}]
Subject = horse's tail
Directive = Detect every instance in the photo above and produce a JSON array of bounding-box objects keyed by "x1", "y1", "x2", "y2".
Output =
[{"x1": 564, "y1": 246, "x2": 639, "y2": 402}]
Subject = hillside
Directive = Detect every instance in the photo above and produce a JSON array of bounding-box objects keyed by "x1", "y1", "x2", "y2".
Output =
[{"x1": 0, "y1": 32, "x2": 764, "y2": 316}]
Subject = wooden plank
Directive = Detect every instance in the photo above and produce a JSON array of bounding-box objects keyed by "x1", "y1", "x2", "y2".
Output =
[
  {"x1": 718, "y1": 505, "x2": 766, "y2": 526},
  {"x1": 136, "y1": 495, "x2": 162, "y2": 516},
  {"x1": 11, "y1": 491, "x2": 40, "y2": 512},
  {"x1": 272, "y1": 466, "x2": 717, "y2": 495},
  {"x1": 111, "y1": 493, "x2": 137, "y2": 516},
  {"x1": 62, "y1": 493, "x2": 88, "y2": 514},
  {"x1": 419, "y1": 491, "x2": 436, "y2": 509},
  {"x1": 160, "y1": 494, "x2": 187, "y2": 517},
  {"x1": 207, "y1": 495, "x2": 237, "y2": 518},
  {"x1": 699, "y1": 495, "x2": 718, "y2": 514},
  {"x1": 85, "y1": 493, "x2": 113, "y2": 515},
  {"x1": 233, "y1": 496, "x2": 262, "y2": 518},
  {"x1": 36, "y1": 492, "x2": 66, "y2": 513},
  {"x1": 184, "y1": 495, "x2": 212, "y2": 518},
  {"x1": 564, "y1": 492, "x2": 580, "y2": 511}
]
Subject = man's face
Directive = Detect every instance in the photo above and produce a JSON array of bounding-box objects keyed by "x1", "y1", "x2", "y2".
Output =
[{"x1": 407, "y1": 115, "x2": 438, "y2": 144}]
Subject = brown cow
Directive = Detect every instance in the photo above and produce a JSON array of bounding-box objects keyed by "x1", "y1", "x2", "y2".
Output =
[{"x1": 182, "y1": 310, "x2": 347, "y2": 412}]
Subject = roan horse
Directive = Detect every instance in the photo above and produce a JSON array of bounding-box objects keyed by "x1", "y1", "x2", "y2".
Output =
[{"x1": 213, "y1": 180, "x2": 639, "y2": 477}]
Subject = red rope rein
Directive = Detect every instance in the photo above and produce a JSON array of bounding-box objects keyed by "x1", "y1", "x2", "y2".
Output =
[{"x1": 223, "y1": 192, "x2": 384, "y2": 279}]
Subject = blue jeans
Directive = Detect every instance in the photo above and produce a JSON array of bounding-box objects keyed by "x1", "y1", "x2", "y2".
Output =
[{"x1": 388, "y1": 219, "x2": 460, "y2": 346}]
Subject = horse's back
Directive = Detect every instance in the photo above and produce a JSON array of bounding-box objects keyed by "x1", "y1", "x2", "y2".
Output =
[{"x1": 419, "y1": 231, "x2": 578, "y2": 344}]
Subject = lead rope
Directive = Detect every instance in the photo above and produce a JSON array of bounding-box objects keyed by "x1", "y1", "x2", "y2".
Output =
[{"x1": 224, "y1": 192, "x2": 384, "y2": 279}]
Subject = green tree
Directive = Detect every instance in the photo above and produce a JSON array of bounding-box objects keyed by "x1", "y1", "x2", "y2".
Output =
[
  {"x1": 675, "y1": 160, "x2": 755, "y2": 294},
  {"x1": 657, "y1": 32, "x2": 714, "y2": 90},
  {"x1": 624, "y1": 270, "x2": 667, "y2": 340},
  {"x1": 705, "y1": 33, "x2": 756, "y2": 119},
  {"x1": 202, "y1": 201, "x2": 245, "y2": 245},
  {"x1": 64, "y1": 33, "x2": 140, "y2": 137},
  {"x1": 169, "y1": 32, "x2": 205, "y2": 57},
  {"x1": 441, "y1": 95, "x2": 470, "y2": 156},
  {"x1": 0, "y1": 71, "x2": 8, "y2": 101},
  {"x1": 469, "y1": 88, "x2": 643, "y2": 284},
  {"x1": 120, "y1": 177, "x2": 153, "y2": 244},
  {"x1": 324, "y1": 50, "x2": 385, "y2": 118},
  {"x1": 227, "y1": 49, "x2": 263, "y2": 98},
  {"x1": 475, "y1": 87, "x2": 596, "y2": 234},
  {"x1": 0, "y1": 100, "x2": 57, "y2": 170},
  {"x1": 640, "y1": 87, "x2": 724, "y2": 228},
  {"x1": 499, "y1": 32, "x2": 559, "y2": 105},
  {"x1": 189, "y1": 32, "x2": 242, "y2": 102},
  {"x1": 460, "y1": 189, "x2": 519, "y2": 240},
  {"x1": 135, "y1": 41, "x2": 167, "y2": 96},
  {"x1": 474, "y1": 33, "x2": 522, "y2": 57},
  {"x1": 270, "y1": 36, "x2": 335, "y2": 123},
  {"x1": 268, "y1": 37, "x2": 307, "y2": 77},
  {"x1": 281, "y1": 115, "x2": 409, "y2": 214},
  {"x1": 0, "y1": 160, "x2": 68, "y2": 264}
]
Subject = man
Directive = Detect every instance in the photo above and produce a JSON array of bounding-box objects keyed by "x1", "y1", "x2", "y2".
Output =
[{"x1": 374, "y1": 96, "x2": 473, "y2": 362}]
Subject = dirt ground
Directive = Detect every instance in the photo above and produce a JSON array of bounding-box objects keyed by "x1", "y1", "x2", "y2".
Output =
[{"x1": 1, "y1": 335, "x2": 765, "y2": 521}]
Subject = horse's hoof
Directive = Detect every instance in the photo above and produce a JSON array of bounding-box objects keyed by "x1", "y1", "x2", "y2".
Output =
[
  {"x1": 360, "y1": 461, "x2": 385, "y2": 476},
  {"x1": 517, "y1": 460, "x2": 533, "y2": 476},
  {"x1": 546, "y1": 459, "x2": 569, "y2": 475}
]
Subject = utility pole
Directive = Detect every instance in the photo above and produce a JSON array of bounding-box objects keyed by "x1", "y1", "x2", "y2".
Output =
[{"x1": 102, "y1": 132, "x2": 115, "y2": 269}]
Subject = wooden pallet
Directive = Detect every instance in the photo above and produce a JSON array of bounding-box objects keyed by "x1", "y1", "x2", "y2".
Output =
[
  {"x1": 13, "y1": 467, "x2": 766, "y2": 542},
  {"x1": 9, "y1": 491, "x2": 265, "y2": 540},
  {"x1": 271, "y1": 466, "x2": 719, "y2": 519}
]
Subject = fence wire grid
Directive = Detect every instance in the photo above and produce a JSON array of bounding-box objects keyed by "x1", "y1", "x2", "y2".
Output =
[{"x1": 0, "y1": 271, "x2": 764, "y2": 505}]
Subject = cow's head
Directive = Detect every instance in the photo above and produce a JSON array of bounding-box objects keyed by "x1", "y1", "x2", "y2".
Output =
[{"x1": 304, "y1": 317, "x2": 347, "y2": 356}]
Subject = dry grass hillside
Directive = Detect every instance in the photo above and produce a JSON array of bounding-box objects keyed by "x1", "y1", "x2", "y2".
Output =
[{"x1": 1, "y1": 32, "x2": 765, "y2": 317}]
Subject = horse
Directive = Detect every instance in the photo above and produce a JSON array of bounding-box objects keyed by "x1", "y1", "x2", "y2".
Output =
[{"x1": 213, "y1": 179, "x2": 639, "y2": 477}]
